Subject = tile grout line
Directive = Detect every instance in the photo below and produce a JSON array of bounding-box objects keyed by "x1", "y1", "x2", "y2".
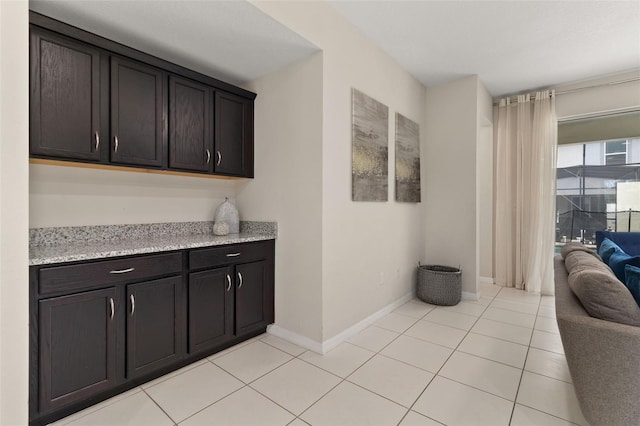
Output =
[
  {"x1": 140, "y1": 387, "x2": 179, "y2": 425},
  {"x1": 507, "y1": 289, "x2": 544, "y2": 425},
  {"x1": 396, "y1": 286, "x2": 500, "y2": 425}
]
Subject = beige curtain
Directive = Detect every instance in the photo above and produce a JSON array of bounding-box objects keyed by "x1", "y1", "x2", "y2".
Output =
[{"x1": 494, "y1": 91, "x2": 557, "y2": 294}]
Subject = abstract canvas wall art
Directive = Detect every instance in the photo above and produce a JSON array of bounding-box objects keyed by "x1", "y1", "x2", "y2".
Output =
[
  {"x1": 395, "y1": 113, "x2": 421, "y2": 202},
  {"x1": 351, "y1": 88, "x2": 388, "y2": 201}
]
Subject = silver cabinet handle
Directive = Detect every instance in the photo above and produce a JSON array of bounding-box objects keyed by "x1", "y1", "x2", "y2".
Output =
[
  {"x1": 226, "y1": 253, "x2": 241, "y2": 257},
  {"x1": 237, "y1": 272, "x2": 243, "y2": 289},
  {"x1": 226, "y1": 274, "x2": 231, "y2": 292},
  {"x1": 130, "y1": 294, "x2": 135, "y2": 316},
  {"x1": 216, "y1": 150, "x2": 222, "y2": 166},
  {"x1": 109, "y1": 298, "x2": 115, "y2": 320},
  {"x1": 109, "y1": 267, "x2": 135, "y2": 274},
  {"x1": 114, "y1": 136, "x2": 119, "y2": 153},
  {"x1": 95, "y1": 131, "x2": 100, "y2": 151},
  {"x1": 206, "y1": 149, "x2": 211, "y2": 164}
]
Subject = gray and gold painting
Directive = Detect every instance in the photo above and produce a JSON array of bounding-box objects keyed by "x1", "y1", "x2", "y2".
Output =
[
  {"x1": 351, "y1": 89, "x2": 388, "y2": 202},
  {"x1": 395, "y1": 113, "x2": 421, "y2": 202}
]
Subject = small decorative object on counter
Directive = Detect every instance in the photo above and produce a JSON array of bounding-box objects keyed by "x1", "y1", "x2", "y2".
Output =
[
  {"x1": 214, "y1": 197, "x2": 239, "y2": 234},
  {"x1": 417, "y1": 263, "x2": 462, "y2": 306},
  {"x1": 212, "y1": 221, "x2": 230, "y2": 236}
]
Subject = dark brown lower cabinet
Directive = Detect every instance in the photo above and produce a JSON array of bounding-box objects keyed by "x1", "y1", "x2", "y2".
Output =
[
  {"x1": 235, "y1": 260, "x2": 268, "y2": 335},
  {"x1": 188, "y1": 268, "x2": 234, "y2": 353},
  {"x1": 126, "y1": 277, "x2": 181, "y2": 379},
  {"x1": 30, "y1": 240, "x2": 274, "y2": 425},
  {"x1": 38, "y1": 288, "x2": 117, "y2": 413}
]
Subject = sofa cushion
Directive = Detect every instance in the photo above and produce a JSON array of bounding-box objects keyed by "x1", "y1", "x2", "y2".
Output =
[
  {"x1": 624, "y1": 264, "x2": 640, "y2": 307},
  {"x1": 607, "y1": 250, "x2": 640, "y2": 282},
  {"x1": 561, "y1": 242, "x2": 602, "y2": 261},
  {"x1": 564, "y1": 250, "x2": 611, "y2": 275},
  {"x1": 568, "y1": 267, "x2": 640, "y2": 326},
  {"x1": 598, "y1": 237, "x2": 622, "y2": 264}
]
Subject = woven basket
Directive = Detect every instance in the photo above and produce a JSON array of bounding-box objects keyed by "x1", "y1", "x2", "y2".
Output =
[{"x1": 417, "y1": 265, "x2": 461, "y2": 306}]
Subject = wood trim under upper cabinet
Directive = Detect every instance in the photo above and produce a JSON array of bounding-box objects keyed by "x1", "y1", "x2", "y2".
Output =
[{"x1": 29, "y1": 158, "x2": 247, "y2": 180}]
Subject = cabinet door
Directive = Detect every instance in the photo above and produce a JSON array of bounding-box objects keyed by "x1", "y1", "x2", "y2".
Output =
[
  {"x1": 235, "y1": 260, "x2": 267, "y2": 335},
  {"x1": 214, "y1": 91, "x2": 253, "y2": 177},
  {"x1": 30, "y1": 29, "x2": 101, "y2": 161},
  {"x1": 188, "y1": 268, "x2": 233, "y2": 353},
  {"x1": 126, "y1": 276, "x2": 181, "y2": 379},
  {"x1": 39, "y1": 288, "x2": 116, "y2": 413},
  {"x1": 110, "y1": 57, "x2": 163, "y2": 167},
  {"x1": 169, "y1": 76, "x2": 212, "y2": 172}
]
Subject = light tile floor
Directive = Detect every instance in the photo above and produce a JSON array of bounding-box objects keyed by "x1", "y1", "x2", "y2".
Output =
[{"x1": 51, "y1": 284, "x2": 588, "y2": 426}]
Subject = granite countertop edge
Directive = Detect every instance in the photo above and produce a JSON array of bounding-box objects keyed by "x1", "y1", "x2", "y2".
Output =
[
  {"x1": 29, "y1": 221, "x2": 277, "y2": 266},
  {"x1": 30, "y1": 232, "x2": 275, "y2": 266}
]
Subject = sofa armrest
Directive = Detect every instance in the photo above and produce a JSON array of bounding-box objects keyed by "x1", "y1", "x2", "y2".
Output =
[{"x1": 555, "y1": 255, "x2": 640, "y2": 426}]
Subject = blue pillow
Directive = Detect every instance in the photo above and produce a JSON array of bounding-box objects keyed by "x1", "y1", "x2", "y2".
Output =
[
  {"x1": 624, "y1": 264, "x2": 640, "y2": 307},
  {"x1": 599, "y1": 238, "x2": 622, "y2": 264},
  {"x1": 608, "y1": 250, "x2": 640, "y2": 282}
]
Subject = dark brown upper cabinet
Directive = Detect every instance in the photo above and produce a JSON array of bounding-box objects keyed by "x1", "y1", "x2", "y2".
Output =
[
  {"x1": 110, "y1": 57, "x2": 164, "y2": 167},
  {"x1": 29, "y1": 12, "x2": 256, "y2": 178},
  {"x1": 30, "y1": 28, "x2": 101, "y2": 161},
  {"x1": 169, "y1": 76, "x2": 212, "y2": 172},
  {"x1": 214, "y1": 92, "x2": 254, "y2": 177}
]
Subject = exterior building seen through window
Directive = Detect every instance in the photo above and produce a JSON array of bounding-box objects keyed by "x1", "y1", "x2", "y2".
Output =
[{"x1": 556, "y1": 137, "x2": 640, "y2": 249}]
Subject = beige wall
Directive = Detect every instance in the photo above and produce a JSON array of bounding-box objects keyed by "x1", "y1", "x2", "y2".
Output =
[
  {"x1": 477, "y1": 81, "x2": 494, "y2": 281},
  {"x1": 0, "y1": 0, "x2": 29, "y2": 423},
  {"x1": 252, "y1": 1, "x2": 427, "y2": 343},
  {"x1": 555, "y1": 70, "x2": 640, "y2": 120},
  {"x1": 238, "y1": 53, "x2": 324, "y2": 344},
  {"x1": 30, "y1": 165, "x2": 242, "y2": 227},
  {"x1": 424, "y1": 76, "x2": 492, "y2": 298}
]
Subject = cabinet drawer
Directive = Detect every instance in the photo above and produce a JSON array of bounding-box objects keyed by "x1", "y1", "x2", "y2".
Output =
[
  {"x1": 39, "y1": 252, "x2": 183, "y2": 295},
  {"x1": 189, "y1": 241, "x2": 271, "y2": 270}
]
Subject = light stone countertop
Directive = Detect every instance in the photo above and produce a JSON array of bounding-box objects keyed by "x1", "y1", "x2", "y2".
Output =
[{"x1": 29, "y1": 221, "x2": 276, "y2": 266}]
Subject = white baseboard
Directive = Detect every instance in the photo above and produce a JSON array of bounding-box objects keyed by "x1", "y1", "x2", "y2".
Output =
[
  {"x1": 480, "y1": 276, "x2": 494, "y2": 285},
  {"x1": 267, "y1": 291, "x2": 414, "y2": 354},
  {"x1": 320, "y1": 291, "x2": 414, "y2": 353},
  {"x1": 266, "y1": 324, "x2": 324, "y2": 354},
  {"x1": 461, "y1": 291, "x2": 479, "y2": 301}
]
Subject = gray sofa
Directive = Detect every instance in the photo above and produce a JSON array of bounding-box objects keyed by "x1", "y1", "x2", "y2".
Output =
[{"x1": 554, "y1": 254, "x2": 640, "y2": 426}]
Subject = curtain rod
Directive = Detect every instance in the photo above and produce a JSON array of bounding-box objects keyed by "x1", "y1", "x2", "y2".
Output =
[{"x1": 493, "y1": 76, "x2": 640, "y2": 105}]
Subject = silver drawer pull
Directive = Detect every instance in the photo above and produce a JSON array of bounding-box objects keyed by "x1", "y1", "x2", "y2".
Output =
[
  {"x1": 206, "y1": 149, "x2": 211, "y2": 164},
  {"x1": 237, "y1": 272, "x2": 243, "y2": 289},
  {"x1": 226, "y1": 274, "x2": 232, "y2": 292},
  {"x1": 226, "y1": 253, "x2": 241, "y2": 257},
  {"x1": 216, "y1": 150, "x2": 222, "y2": 166},
  {"x1": 95, "y1": 131, "x2": 100, "y2": 151},
  {"x1": 130, "y1": 294, "x2": 135, "y2": 316},
  {"x1": 109, "y1": 267, "x2": 135, "y2": 274}
]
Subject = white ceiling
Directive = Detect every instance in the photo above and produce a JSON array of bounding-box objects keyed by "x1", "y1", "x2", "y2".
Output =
[
  {"x1": 330, "y1": 0, "x2": 640, "y2": 96},
  {"x1": 29, "y1": 0, "x2": 319, "y2": 86},
  {"x1": 30, "y1": 1, "x2": 640, "y2": 97}
]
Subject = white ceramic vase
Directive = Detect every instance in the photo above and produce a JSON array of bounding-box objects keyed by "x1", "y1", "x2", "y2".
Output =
[{"x1": 214, "y1": 197, "x2": 239, "y2": 234}]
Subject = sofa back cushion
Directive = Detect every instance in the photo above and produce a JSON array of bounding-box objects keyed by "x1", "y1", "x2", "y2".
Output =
[
  {"x1": 596, "y1": 230, "x2": 640, "y2": 256},
  {"x1": 564, "y1": 250, "x2": 611, "y2": 275},
  {"x1": 561, "y1": 242, "x2": 602, "y2": 261},
  {"x1": 567, "y1": 263, "x2": 640, "y2": 327}
]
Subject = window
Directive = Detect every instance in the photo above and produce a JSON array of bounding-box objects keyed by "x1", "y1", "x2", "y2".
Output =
[
  {"x1": 605, "y1": 140, "x2": 627, "y2": 165},
  {"x1": 556, "y1": 137, "x2": 640, "y2": 246}
]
